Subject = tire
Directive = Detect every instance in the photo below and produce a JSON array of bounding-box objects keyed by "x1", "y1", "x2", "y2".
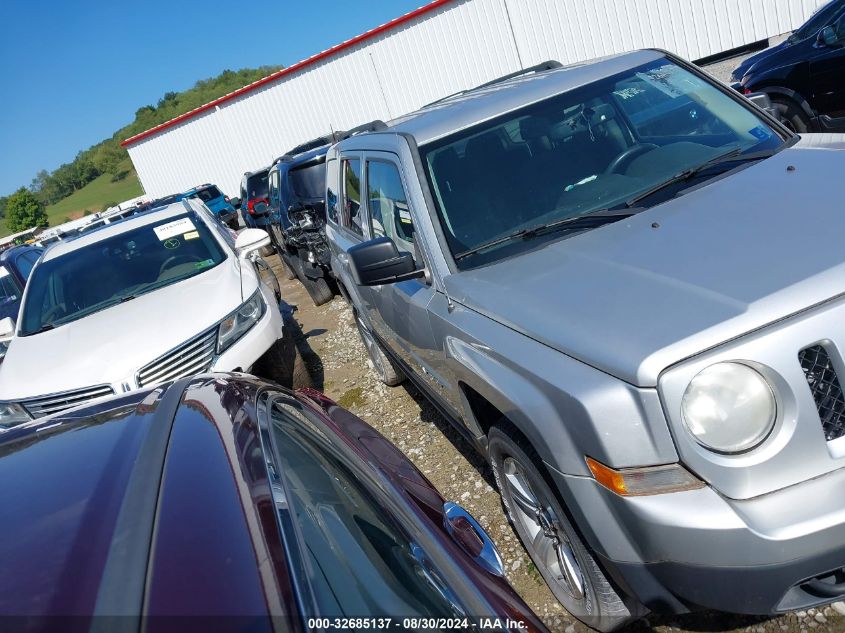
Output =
[
  {"x1": 279, "y1": 254, "x2": 298, "y2": 281},
  {"x1": 253, "y1": 336, "x2": 297, "y2": 389},
  {"x1": 771, "y1": 97, "x2": 812, "y2": 133},
  {"x1": 354, "y1": 314, "x2": 404, "y2": 386},
  {"x1": 487, "y1": 424, "x2": 641, "y2": 632},
  {"x1": 303, "y1": 275, "x2": 334, "y2": 307}
]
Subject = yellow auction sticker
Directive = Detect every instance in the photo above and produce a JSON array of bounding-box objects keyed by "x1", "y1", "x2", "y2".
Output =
[{"x1": 184, "y1": 231, "x2": 199, "y2": 240}]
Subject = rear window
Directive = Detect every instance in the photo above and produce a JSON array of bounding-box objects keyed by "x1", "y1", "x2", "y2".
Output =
[
  {"x1": 288, "y1": 162, "x2": 325, "y2": 199},
  {"x1": 247, "y1": 172, "x2": 269, "y2": 200},
  {"x1": 192, "y1": 186, "x2": 223, "y2": 203}
]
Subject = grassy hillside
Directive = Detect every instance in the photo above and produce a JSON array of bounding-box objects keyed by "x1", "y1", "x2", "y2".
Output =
[{"x1": 0, "y1": 167, "x2": 143, "y2": 238}]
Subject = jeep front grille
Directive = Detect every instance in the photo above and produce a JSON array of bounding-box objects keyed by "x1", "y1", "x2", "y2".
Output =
[
  {"x1": 799, "y1": 345, "x2": 845, "y2": 442},
  {"x1": 137, "y1": 328, "x2": 217, "y2": 388},
  {"x1": 22, "y1": 384, "x2": 115, "y2": 419}
]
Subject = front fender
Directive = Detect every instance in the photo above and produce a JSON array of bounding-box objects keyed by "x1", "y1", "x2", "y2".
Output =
[{"x1": 437, "y1": 309, "x2": 678, "y2": 477}]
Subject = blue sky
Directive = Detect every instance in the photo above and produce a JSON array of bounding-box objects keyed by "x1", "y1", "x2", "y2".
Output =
[{"x1": 0, "y1": 0, "x2": 426, "y2": 196}]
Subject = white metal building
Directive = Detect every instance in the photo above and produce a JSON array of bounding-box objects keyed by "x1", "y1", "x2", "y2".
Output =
[{"x1": 124, "y1": 0, "x2": 826, "y2": 198}]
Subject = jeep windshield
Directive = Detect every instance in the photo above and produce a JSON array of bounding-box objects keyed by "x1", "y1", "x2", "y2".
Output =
[
  {"x1": 191, "y1": 186, "x2": 224, "y2": 203},
  {"x1": 289, "y1": 161, "x2": 325, "y2": 200},
  {"x1": 422, "y1": 57, "x2": 785, "y2": 268},
  {"x1": 19, "y1": 212, "x2": 226, "y2": 335}
]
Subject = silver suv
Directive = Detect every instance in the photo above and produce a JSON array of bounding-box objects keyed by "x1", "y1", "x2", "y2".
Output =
[{"x1": 325, "y1": 49, "x2": 845, "y2": 630}]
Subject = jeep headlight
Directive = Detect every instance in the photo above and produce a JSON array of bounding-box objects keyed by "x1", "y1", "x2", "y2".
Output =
[
  {"x1": 681, "y1": 362, "x2": 776, "y2": 454},
  {"x1": 217, "y1": 291, "x2": 265, "y2": 353},
  {"x1": 0, "y1": 402, "x2": 31, "y2": 429}
]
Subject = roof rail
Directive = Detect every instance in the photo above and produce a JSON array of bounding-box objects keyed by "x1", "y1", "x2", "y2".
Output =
[
  {"x1": 341, "y1": 120, "x2": 388, "y2": 137},
  {"x1": 422, "y1": 60, "x2": 562, "y2": 108}
]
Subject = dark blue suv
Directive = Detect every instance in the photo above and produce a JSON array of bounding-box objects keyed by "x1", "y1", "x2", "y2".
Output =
[
  {"x1": 267, "y1": 136, "x2": 340, "y2": 306},
  {"x1": 732, "y1": 0, "x2": 845, "y2": 132},
  {"x1": 183, "y1": 184, "x2": 239, "y2": 229}
]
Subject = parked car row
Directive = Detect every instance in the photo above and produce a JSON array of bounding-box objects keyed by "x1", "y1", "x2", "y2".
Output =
[{"x1": 4, "y1": 33, "x2": 845, "y2": 631}]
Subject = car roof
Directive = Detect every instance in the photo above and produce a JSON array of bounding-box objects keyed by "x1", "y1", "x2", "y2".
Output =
[
  {"x1": 273, "y1": 144, "x2": 330, "y2": 171},
  {"x1": 42, "y1": 199, "x2": 206, "y2": 262},
  {"x1": 371, "y1": 49, "x2": 663, "y2": 146},
  {"x1": 0, "y1": 244, "x2": 41, "y2": 264}
]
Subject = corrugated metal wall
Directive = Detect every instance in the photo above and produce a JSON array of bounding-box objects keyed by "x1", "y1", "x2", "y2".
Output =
[{"x1": 127, "y1": 0, "x2": 826, "y2": 198}]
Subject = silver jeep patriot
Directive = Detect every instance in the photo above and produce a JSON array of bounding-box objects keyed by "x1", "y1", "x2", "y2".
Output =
[{"x1": 325, "y1": 49, "x2": 845, "y2": 630}]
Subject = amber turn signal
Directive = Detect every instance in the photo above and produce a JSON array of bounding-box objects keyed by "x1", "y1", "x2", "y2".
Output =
[{"x1": 585, "y1": 457, "x2": 705, "y2": 496}]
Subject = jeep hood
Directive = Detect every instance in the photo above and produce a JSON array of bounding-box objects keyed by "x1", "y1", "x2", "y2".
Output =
[
  {"x1": 0, "y1": 258, "x2": 250, "y2": 401},
  {"x1": 444, "y1": 136, "x2": 845, "y2": 387},
  {"x1": 732, "y1": 39, "x2": 790, "y2": 80}
]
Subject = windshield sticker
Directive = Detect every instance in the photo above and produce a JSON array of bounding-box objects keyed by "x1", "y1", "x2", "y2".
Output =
[
  {"x1": 748, "y1": 126, "x2": 772, "y2": 141},
  {"x1": 194, "y1": 259, "x2": 214, "y2": 270},
  {"x1": 154, "y1": 217, "x2": 196, "y2": 241},
  {"x1": 183, "y1": 231, "x2": 199, "y2": 240},
  {"x1": 635, "y1": 65, "x2": 704, "y2": 99},
  {"x1": 163, "y1": 238, "x2": 180, "y2": 250}
]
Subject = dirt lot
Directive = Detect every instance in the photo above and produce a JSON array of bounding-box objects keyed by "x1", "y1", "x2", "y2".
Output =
[{"x1": 269, "y1": 255, "x2": 845, "y2": 633}]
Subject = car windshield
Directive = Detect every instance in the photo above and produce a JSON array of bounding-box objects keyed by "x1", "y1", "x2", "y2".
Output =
[
  {"x1": 289, "y1": 162, "x2": 325, "y2": 199},
  {"x1": 247, "y1": 172, "x2": 269, "y2": 200},
  {"x1": 790, "y1": 0, "x2": 844, "y2": 41},
  {"x1": 192, "y1": 186, "x2": 223, "y2": 203},
  {"x1": 422, "y1": 56, "x2": 783, "y2": 268},
  {"x1": 20, "y1": 212, "x2": 226, "y2": 335}
]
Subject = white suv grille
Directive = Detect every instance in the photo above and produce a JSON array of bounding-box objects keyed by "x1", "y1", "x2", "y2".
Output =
[
  {"x1": 22, "y1": 385, "x2": 115, "y2": 419},
  {"x1": 136, "y1": 328, "x2": 217, "y2": 388}
]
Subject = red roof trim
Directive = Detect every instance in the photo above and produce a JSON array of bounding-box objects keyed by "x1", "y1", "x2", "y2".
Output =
[{"x1": 121, "y1": 0, "x2": 455, "y2": 147}]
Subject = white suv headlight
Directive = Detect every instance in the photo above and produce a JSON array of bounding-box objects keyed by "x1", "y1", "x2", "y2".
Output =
[
  {"x1": 217, "y1": 291, "x2": 265, "y2": 353},
  {"x1": 0, "y1": 402, "x2": 31, "y2": 429},
  {"x1": 681, "y1": 362, "x2": 776, "y2": 454}
]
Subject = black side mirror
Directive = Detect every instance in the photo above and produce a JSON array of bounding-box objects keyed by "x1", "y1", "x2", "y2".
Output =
[
  {"x1": 253, "y1": 201, "x2": 269, "y2": 215},
  {"x1": 348, "y1": 237, "x2": 424, "y2": 286},
  {"x1": 820, "y1": 25, "x2": 840, "y2": 47},
  {"x1": 230, "y1": 196, "x2": 241, "y2": 209}
]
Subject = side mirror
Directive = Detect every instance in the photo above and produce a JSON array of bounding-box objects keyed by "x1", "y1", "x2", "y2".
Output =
[
  {"x1": 348, "y1": 237, "x2": 424, "y2": 286},
  {"x1": 744, "y1": 92, "x2": 779, "y2": 119},
  {"x1": 820, "y1": 25, "x2": 840, "y2": 47},
  {"x1": 253, "y1": 201, "x2": 269, "y2": 216},
  {"x1": 0, "y1": 317, "x2": 15, "y2": 339},
  {"x1": 230, "y1": 196, "x2": 241, "y2": 209},
  {"x1": 235, "y1": 228, "x2": 271, "y2": 259}
]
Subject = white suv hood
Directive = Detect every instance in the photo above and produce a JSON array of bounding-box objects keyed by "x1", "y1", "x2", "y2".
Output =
[{"x1": 0, "y1": 258, "x2": 250, "y2": 401}]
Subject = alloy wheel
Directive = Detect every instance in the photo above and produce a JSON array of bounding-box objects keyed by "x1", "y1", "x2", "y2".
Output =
[{"x1": 502, "y1": 457, "x2": 585, "y2": 601}]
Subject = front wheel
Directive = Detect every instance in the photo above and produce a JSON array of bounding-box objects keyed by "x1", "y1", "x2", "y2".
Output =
[
  {"x1": 771, "y1": 97, "x2": 812, "y2": 133},
  {"x1": 487, "y1": 424, "x2": 641, "y2": 632},
  {"x1": 354, "y1": 314, "x2": 404, "y2": 386}
]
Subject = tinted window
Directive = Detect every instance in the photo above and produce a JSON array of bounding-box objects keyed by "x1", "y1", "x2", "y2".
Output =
[
  {"x1": 192, "y1": 186, "x2": 223, "y2": 202},
  {"x1": 0, "y1": 268, "x2": 21, "y2": 304},
  {"x1": 268, "y1": 401, "x2": 467, "y2": 619},
  {"x1": 289, "y1": 162, "x2": 325, "y2": 199},
  {"x1": 247, "y1": 172, "x2": 269, "y2": 200},
  {"x1": 342, "y1": 159, "x2": 364, "y2": 236},
  {"x1": 367, "y1": 161, "x2": 415, "y2": 253},
  {"x1": 422, "y1": 57, "x2": 781, "y2": 268},
  {"x1": 21, "y1": 213, "x2": 226, "y2": 335},
  {"x1": 792, "y1": 0, "x2": 845, "y2": 41}
]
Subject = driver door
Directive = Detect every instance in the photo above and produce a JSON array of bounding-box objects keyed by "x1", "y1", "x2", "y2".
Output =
[{"x1": 810, "y1": 12, "x2": 845, "y2": 124}]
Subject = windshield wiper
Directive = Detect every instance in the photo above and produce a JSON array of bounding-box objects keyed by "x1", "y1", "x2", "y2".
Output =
[
  {"x1": 453, "y1": 209, "x2": 635, "y2": 261},
  {"x1": 625, "y1": 147, "x2": 776, "y2": 208}
]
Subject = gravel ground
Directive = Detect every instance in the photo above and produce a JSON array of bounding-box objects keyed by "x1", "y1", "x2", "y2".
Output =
[{"x1": 265, "y1": 255, "x2": 845, "y2": 633}]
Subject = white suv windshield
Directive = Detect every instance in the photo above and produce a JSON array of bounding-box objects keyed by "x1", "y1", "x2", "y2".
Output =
[
  {"x1": 20, "y1": 212, "x2": 226, "y2": 335},
  {"x1": 422, "y1": 57, "x2": 784, "y2": 268}
]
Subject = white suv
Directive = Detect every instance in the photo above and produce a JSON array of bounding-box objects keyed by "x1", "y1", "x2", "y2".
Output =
[{"x1": 0, "y1": 199, "x2": 290, "y2": 427}]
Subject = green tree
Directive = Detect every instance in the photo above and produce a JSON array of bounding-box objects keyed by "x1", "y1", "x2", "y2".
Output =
[
  {"x1": 93, "y1": 142, "x2": 125, "y2": 176},
  {"x1": 6, "y1": 188, "x2": 48, "y2": 232}
]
